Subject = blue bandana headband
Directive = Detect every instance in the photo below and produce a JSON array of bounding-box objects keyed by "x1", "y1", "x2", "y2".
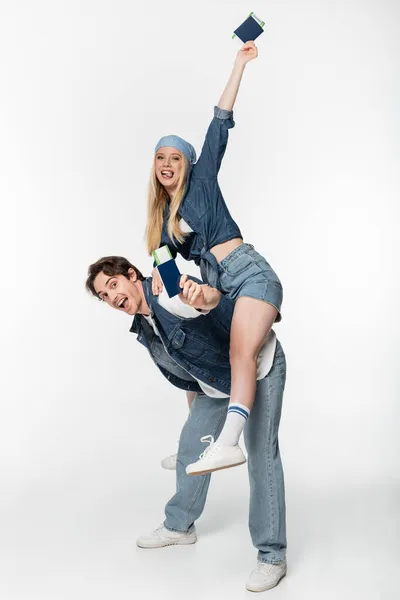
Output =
[{"x1": 154, "y1": 135, "x2": 197, "y2": 165}]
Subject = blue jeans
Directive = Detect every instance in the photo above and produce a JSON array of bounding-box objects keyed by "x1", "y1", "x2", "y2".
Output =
[{"x1": 164, "y1": 341, "x2": 287, "y2": 564}]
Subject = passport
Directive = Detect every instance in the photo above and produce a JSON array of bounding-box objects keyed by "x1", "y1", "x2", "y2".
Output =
[
  {"x1": 152, "y1": 246, "x2": 182, "y2": 298},
  {"x1": 233, "y1": 12, "x2": 265, "y2": 43}
]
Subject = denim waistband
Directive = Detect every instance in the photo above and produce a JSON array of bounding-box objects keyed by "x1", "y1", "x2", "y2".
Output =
[
  {"x1": 200, "y1": 242, "x2": 253, "y2": 270},
  {"x1": 218, "y1": 243, "x2": 255, "y2": 269}
]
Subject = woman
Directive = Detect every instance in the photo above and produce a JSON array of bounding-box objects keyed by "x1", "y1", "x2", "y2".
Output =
[{"x1": 146, "y1": 41, "x2": 283, "y2": 476}]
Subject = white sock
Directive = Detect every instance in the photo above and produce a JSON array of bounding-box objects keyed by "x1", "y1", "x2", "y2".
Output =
[{"x1": 217, "y1": 403, "x2": 250, "y2": 446}]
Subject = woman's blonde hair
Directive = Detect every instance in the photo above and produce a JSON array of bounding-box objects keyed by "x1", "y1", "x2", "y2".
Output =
[{"x1": 146, "y1": 153, "x2": 190, "y2": 255}]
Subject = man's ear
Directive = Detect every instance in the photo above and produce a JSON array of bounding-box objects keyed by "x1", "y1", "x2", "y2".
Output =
[{"x1": 128, "y1": 268, "x2": 137, "y2": 283}]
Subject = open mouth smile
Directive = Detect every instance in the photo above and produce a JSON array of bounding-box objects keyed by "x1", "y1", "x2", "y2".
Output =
[{"x1": 116, "y1": 296, "x2": 128, "y2": 310}]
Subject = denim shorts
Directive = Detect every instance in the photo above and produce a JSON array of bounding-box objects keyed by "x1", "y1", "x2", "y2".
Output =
[{"x1": 200, "y1": 243, "x2": 283, "y2": 322}]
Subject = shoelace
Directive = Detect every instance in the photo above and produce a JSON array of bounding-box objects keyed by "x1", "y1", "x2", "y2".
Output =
[
  {"x1": 154, "y1": 524, "x2": 167, "y2": 537},
  {"x1": 255, "y1": 561, "x2": 281, "y2": 574},
  {"x1": 199, "y1": 435, "x2": 218, "y2": 459},
  {"x1": 154, "y1": 524, "x2": 191, "y2": 539}
]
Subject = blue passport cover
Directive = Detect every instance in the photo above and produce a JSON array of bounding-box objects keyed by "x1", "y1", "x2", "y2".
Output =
[
  {"x1": 234, "y1": 16, "x2": 264, "y2": 43},
  {"x1": 157, "y1": 259, "x2": 181, "y2": 298}
]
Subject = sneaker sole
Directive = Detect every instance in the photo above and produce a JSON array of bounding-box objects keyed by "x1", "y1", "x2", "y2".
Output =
[
  {"x1": 245, "y1": 570, "x2": 286, "y2": 592},
  {"x1": 187, "y1": 458, "x2": 247, "y2": 476},
  {"x1": 136, "y1": 536, "x2": 197, "y2": 549}
]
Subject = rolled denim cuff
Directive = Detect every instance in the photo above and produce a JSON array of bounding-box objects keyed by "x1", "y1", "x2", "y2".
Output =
[{"x1": 214, "y1": 105, "x2": 233, "y2": 120}]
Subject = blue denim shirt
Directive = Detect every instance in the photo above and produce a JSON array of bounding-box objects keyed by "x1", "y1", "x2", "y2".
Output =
[
  {"x1": 129, "y1": 278, "x2": 234, "y2": 394},
  {"x1": 158, "y1": 107, "x2": 242, "y2": 273}
]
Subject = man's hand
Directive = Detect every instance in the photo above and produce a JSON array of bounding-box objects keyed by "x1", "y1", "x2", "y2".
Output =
[{"x1": 179, "y1": 275, "x2": 221, "y2": 311}]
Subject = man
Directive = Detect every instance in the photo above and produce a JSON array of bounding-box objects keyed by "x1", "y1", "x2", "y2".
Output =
[{"x1": 86, "y1": 255, "x2": 287, "y2": 593}]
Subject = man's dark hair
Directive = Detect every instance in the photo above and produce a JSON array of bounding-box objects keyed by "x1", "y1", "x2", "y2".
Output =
[{"x1": 86, "y1": 256, "x2": 145, "y2": 298}]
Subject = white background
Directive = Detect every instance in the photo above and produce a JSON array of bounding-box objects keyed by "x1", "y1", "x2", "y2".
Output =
[{"x1": 0, "y1": 1, "x2": 399, "y2": 598}]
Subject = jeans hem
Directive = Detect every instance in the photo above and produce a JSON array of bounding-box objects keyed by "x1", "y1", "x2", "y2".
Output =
[
  {"x1": 257, "y1": 554, "x2": 286, "y2": 565},
  {"x1": 164, "y1": 521, "x2": 194, "y2": 534}
]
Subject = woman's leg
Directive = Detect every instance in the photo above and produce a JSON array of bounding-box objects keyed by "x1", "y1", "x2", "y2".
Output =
[
  {"x1": 186, "y1": 297, "x2": 279, "y2": 475},
  {"x1": 229, "y1": 297, "x2": 277, "y2": 408},
  {"x1": 216, "y1": 296, "x2": 277, "y2": 446}
]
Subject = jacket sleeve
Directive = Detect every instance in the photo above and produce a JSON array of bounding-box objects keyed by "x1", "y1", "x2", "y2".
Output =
[{"x1": 193, "y1": 106, "x2": 235, "y2": 178}]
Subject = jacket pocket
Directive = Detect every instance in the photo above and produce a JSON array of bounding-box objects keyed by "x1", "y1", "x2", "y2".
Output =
[{"x1": 170, "y1": 328, "x2": 186, "y2": 350}]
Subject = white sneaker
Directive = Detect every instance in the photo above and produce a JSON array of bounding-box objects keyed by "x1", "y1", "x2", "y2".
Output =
[
  {"x1": 185, "y1": 435, "x2": 246, "y2": 476},
  {"x1": 161, "y1": 453, "x2": 177, "y2": 470},
  {"x1": 246, "y1": 559, "x2": 287, "y2": 592},
  {"x1": 136, "y1": 524, "x2": 197, "y2": 549}
]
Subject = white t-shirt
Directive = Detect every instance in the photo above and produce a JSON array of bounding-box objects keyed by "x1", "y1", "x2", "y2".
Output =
[
  {"x1": 143, "y1": 290, "x2": 276, "y2": 398},
  {"x1": 179, "y1": 218, "x2": 194, "y2": 233}
]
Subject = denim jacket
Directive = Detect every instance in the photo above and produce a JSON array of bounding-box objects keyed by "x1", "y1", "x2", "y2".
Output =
[
  {"x1": 129, "y1": 278, "x2": 234, "y2": 394},
  {"x1": 157, "y1": 107, "x2": 242, "y2": 274}
]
